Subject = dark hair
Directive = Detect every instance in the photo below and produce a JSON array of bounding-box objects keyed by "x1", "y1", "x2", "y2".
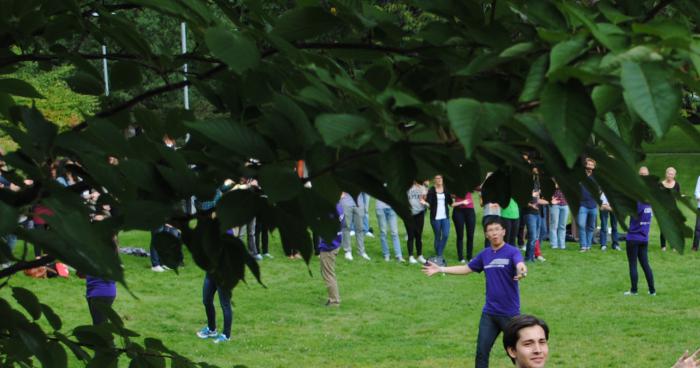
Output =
[
  {"x1": 503, "y1": 315, "x2": 550, "y2": 364},
  {"x1": 483, "y1": 216, "x2": 505, "y2": 231}
]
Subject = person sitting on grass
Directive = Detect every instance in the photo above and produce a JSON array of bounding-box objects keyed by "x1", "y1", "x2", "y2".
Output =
[{"x1": 423, "y1": 217, "x2": 527, "y2": 368}]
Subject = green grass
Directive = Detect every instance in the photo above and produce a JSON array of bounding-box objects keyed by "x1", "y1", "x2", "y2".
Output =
[{"x1": 7, "y1": 188, "x2": 700, "y2": 367}]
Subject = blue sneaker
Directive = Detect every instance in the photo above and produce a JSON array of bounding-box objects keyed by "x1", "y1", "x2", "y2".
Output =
[
  {"x1": 196, "y1": 326, "x2": 217, "y2": 339},
  {"x1": 213, "y1": 333, "x2": 230, "y2": 343}
]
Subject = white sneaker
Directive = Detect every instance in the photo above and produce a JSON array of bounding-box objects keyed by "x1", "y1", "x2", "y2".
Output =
[
  {"x1": 365, "y1": 232, "x2": 375, "y2": 238},
  {"x1": 384, "y1": 255, "x2": 390, "y2": 262},
  {"x1": 350, "y1": 231, "x2": 356, "y2": 237},
  {"x1": 408, "y1": 256, "x2": 418, "y2": 264},
  {"x1": 254, "y1": 254, "x2": 263, "y2": 261},
  {"x1": 536, "y1": 256, "x2": 546, "y2": 262},
  {"x1": 396, "y1": 257, "x2": 405, "y2": 263},
  {"x1": 263, "y1": 253, "x2": 274, "y2": 259},
  {"x1": 459, "y1": 259, "x2": 467, "y2": 264},
  {"x1": 360, "y1": 253, "x2": 371, "y2": 261},
  {"x1": 417, "y1": 255, "x2": 427, "y2": 264},
  {"x1": 344, "y1": 252, "x2": 353, "y2": 261},
  {"x1": 151, "y1": 265, "x2": 165, "y2": 272}
]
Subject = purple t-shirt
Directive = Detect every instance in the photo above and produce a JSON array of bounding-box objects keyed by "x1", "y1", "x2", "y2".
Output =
[
  {"x1": 319, "y1": 203, "x2": 342, "y2": 252},
  {"x1": 627, "y1": 202, "x2": 652, "y2": 243},
  {"x1": 468, "y1": 244, "x2": 523, "y2": 317},
  {"x1": 86, "y1": 276, "x2": 117, "y2": 298}
]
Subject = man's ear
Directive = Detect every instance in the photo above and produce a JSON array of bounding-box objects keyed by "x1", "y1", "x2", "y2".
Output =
[{"x1": 507, "y1": 346, "x2": 518, "y2": 359}]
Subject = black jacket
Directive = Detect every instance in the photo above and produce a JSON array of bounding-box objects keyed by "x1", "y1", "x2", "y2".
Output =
[{"x1": 426, "y1": 187, "x2": 453, "y2": 220}]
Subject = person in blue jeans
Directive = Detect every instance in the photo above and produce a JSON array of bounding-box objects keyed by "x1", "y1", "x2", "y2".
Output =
[
  {"x1": 599, "y1": 192, "x2": 620, "y2": 251},
  {"x1": 375, "y1": 200, "x2": 404, "y2": 262},
  {"x1": 196, "y1": 273, "x2": 233, "y2": 343},
  {"x1": 426, "y1": 175, "x2": 452, "y2": 261},
  {"x1": 578, "y1": 158, "x2": 599, "y2": 252},
  {"x1": 423, "y1": 217, "x2": 527, "y2": 368},
  {"x1": 549, "y1": 180, "x2": 569, "y2": 250}
]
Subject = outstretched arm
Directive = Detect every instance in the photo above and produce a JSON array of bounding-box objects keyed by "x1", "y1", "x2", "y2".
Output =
[
  {"x1": 422, "y1": 261, "x2": 473, "y2": 276},
  {"x1": 673, "y1": 348, "x2": 700, "y2": 368}
]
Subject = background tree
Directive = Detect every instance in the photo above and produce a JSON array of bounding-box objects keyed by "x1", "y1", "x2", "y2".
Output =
[{"x1": 0, "y1": 0, "x2": 699, "y2": 366}]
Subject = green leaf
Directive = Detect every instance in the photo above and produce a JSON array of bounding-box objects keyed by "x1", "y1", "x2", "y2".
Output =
[
  {"x1": 499, "y1": 42, "x2": 536, "y2": 58},
  {"x1": 620, "y1": 62, "x2": 681, "y2": 137},
  {"x1": 559, "y1": 3, "x2": 621, "y2": 51},
  {"x1": 597, "y1": 1, "x2": 634, "y2": 24},
  {"x1": 540, "y1": 80, "x2": 595, "y2": 168},
  {"x1": 67, "y1": 71, "x2": 104, "y2": 95},
  {"x1": 110, "y1": 61, "x2": 143, "y2": 91},
  {"x1": 204, "y1": 26, "x2": 260, "y2": 75},
  {"x1": 258, "y1": 164, "x2": 303, "y2": 203},
  {"x1": 216, "y1": 190, "x2": 266, "y2": 230},
  {"x1": 446, "y1": 98, "x2": 514, "y2": 158},
  {"x1": 152, "y1": 230, "x2": 183, "y2": 272},
  {"x1": 519, "y1": 54, "x2": 548, "y2": 102},
  {"x1": 548, "y1": 35, "x2": 587, "y2": 74},
  {"x1": 185, "y1": 119, "x2": 274, "y2": 161},
  {"x1": 315, "y1": 114, "x2": 371, "y2": 146},
  {"x1": 632, "y1": 20, "x2": 691, "y2": 42},
  {"x1": 591, "y1": 85, "x2": 623, "y2": 116},
  {"x1": 271, "y1": 6, "x2": 338, "y2": 42},
  {"x1": 0, "y1": 200, "x2": 19, "y2": 234},
  {"x1": 121, "y1": 200, "x2": 173, "y2": 231},
  {"x1": 0, "y1": 78, "x2": 44, "y2": 98},
  {"x1": 40, "y1": 304, "x2": 62, "y2": 331},
  {"x1": 12, "y1": 287, "x2": 41, "y2": 320}
]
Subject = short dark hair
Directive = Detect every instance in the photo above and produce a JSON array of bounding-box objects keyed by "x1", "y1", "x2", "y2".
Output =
[
  {"x1": 483, "y1": 216, "x2": 505, "y2": 231},
  {"x1": 503, "y1": 315, "x2": 550, "y2": 364}
]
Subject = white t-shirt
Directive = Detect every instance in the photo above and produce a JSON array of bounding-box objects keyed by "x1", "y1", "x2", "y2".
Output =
[{"x1": 436, "y1": 192, "x2": 447, "y2": 220}]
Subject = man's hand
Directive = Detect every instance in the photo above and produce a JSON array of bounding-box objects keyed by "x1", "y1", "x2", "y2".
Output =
[
  {"x1": 673, "y1": 348, "x2": 700, "y2": 368},
  {"x1": 514, "y1": 263, "x2": 528, "y2": 281},
  {"x1": 422, "y1": 261, "x2": 440, "y2": 277}
]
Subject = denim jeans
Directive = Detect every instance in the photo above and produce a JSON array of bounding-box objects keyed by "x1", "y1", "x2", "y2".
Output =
[
  {"x1": 524, "y1": 213, "x2": 539, "y2": 261},
  {"x1": 342, "y1": 205, "x2": 366, "y2": 254},
  {"x1": 600, "y1": 210, "x2": 619, "y2": 248},
  {"x1": 351, "y1": 193, "x2": 371, "y2": 233},
  {"x1": 203, "y1": 273, "x2": 233, "y2": 338},
  {"x1": 626, "y1": 240, "x2": 655, "y2": 294},
  {"x1": 577, "y1": 206, "x2": 598, "y2": 249},
  {"x1": 693, "y1": 210, "x2": 700, "y2": 250},
  {"x1": 431, "y1": 218, "x2": 450, "y2": 257},
  {"x1": 549, "y1": 205, "x2": 569, "y2": 249},
  {"x1": 475, "y1": 313, "x2": 515, "y2": 368},
  {"x1": 376, "y1": 208, "x2": 402, "y2": 258}
]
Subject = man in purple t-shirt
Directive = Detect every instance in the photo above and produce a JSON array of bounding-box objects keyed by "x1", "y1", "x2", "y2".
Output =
[
  {"x1": 424, "y1": 217, "x2": 527, "y2": 368},
  {"x1": 624, "y1": 166, "x2": 656, "y2": 296}
]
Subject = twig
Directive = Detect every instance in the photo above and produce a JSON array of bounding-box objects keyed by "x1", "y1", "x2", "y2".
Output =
[
  {"x1": 643, "y1": 0, "x2": 676, "y2": 22},
  {"x1": 0, "y1": 255, "x2": 55, "y2": 279}
]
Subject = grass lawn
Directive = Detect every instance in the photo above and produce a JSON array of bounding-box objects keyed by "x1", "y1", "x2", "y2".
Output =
[
  {"x1": 8, "y1": 189, "x2": 700, "y2": 368},
  {"x1": 4, "y1": 132, "x2": 699, "y2": 367}
]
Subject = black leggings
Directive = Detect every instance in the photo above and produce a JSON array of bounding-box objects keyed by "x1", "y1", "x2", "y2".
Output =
[
  {"x1": 405, "y1": 211, "x2": 425, "y2": 257},
  {"x1": 87, "y1": 296, "x2": 115, "y2": 325},
  {"x1": 255, "y1": 220, "x2": 270, "y2": 255},
  {"x1": 452, "y1": 207, "x2": 476, "y2": 261},
  {"x1": 626, "y1": 240, "x2": 655, "y2": 294},
  {"x1": 503, "y1": 218, "x2": 520, "y2": 247},
  {"x1": 693, "y1": 211, "x2": 700, "y2": 250}
]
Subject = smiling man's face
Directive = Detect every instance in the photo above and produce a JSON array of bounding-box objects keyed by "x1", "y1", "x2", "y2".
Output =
[{"x1": 507, "y1": 325, "x2": 549, "y2": 368}]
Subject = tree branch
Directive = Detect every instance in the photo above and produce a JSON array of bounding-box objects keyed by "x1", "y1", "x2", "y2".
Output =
[
  {"x1": 0, "y1": 255, "x2": 55, "y2": 279},
  {"x1": 643, "y1": 0, "x2": 676, "y2": 22}
]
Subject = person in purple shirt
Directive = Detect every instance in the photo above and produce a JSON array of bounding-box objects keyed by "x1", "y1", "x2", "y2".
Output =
[
  {"x1": 624, "y1": 167, "x2": 656, "y2": 296},
  {"x1": 423, "y1": 217, "x2": 528, "y2": 368},
  {"x1": 320, "y1": 203, "x2": 344, "y2": 307},
  {"x1": 86, "y1": 276, "x2": 117, "y2": 325}
]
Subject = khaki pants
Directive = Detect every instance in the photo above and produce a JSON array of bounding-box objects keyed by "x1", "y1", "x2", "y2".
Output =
[{"x1": 320, "y1": 247, "x2": 340, "y2": 303}]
